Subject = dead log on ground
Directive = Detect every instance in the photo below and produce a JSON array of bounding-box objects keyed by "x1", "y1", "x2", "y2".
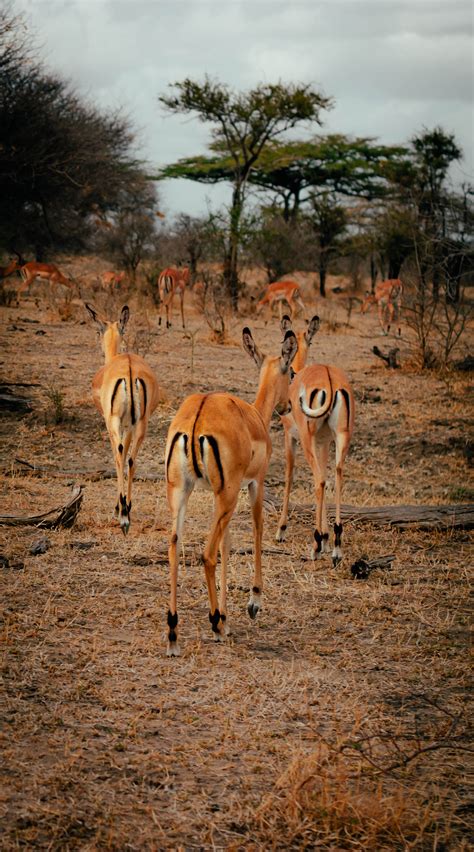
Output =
[
  {"x1": 7, "y1": 457, "x2": 162, "y2": 481},
  {"x1": 0, "y1": 485, "x2": 83, "y2": 529},
  {"x1": 269, "y1": 502, "x2": 474, "y2": 531}
]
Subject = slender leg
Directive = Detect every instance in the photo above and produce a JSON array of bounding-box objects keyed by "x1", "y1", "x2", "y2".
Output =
[
  {"x1": 248, "y1": 478, "x2": 264, "y2": 619},
  {"x1": 276, "y1": 428, "x2": 297, "y2": 541},
  {"x1": 125, "y1": 420, "x2": 147, "y2": 530},
  {"x1": 203, "y1": 492, "x2": 239, "y2": 640},
  {"x1": 179, "y1": 289, "x2": 185, "y2": 328},
  {"x1": 295, "y1": 295, "x2": 306, "y2": 319},
  {"x1": 218, "y1": 527, "x2": 231, "y2": 635},
  {"x1": 378, "y1": 300, "x2": 387, "y2": 334},
  {"x1": 333, "y1": 431, "x2": 351, "y2": 565},
  {"x1": 308, "y1": 439, "x2": 330, "y2": 559},
  {"x1": 166, "y1": 479, "x2": 193, "y2": 656}
]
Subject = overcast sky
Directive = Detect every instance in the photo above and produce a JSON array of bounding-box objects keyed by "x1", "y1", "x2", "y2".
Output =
[{"x1": 14, "y1": 0, "x2": 474, "y2": 219}]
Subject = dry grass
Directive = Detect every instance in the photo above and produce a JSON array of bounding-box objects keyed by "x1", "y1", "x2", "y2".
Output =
[{"x1": 1, "y1": 270, "x2": 472, "y2": 849}]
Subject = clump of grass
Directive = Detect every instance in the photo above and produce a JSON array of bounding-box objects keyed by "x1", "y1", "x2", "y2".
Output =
[
  {"x1": 45, "y1": 385, "x2": 65, "y2": 424},
  {"x1": 254, "y1": 739, "x2": 457, "y2": 849},
  {"x1": 0, "y1": 283, "x2": 16, "y2": 306}
]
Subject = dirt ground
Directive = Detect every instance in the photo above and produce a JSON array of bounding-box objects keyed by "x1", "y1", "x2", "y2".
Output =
[{"x1": 1, "y1": 268, "x2": 473, "y2": 850}]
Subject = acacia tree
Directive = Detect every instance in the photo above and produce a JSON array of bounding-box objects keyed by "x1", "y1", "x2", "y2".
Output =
[{"x1": 158, "y1": 77, "x2": 332, "y2": 307}]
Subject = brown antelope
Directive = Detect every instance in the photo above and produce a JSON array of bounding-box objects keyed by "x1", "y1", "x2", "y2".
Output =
[
  {"x1": 164, "y1": 325, "x2": 298, "y2": 656},
  {"x1": 276, "y1": 315, "x2": 355, "y2": 565},
  {"x1": 256, "y1": 280, "x2": 306, "y2": 321},
  {"x1": 85, "y1": 304, "x2": 160, "y2": 534},
  {"x1": 100, "y1": 270, "x2": 126, "y2": 293},
  {"x1": 0, "y1": 258, "x2": 19, "y2": 278},
  {"x1": 158, "y1": 266, "x2": 190, "y2": 328},
  {"x1": 361, "y1": 278, "x2": 403, "y2": 336},
  {"x1": 17, "y1": 261, "x2": 74, "y2": 299}
]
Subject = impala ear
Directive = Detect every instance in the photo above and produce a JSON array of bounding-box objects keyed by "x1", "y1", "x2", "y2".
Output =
[
  {"x1": 242, "y1": 326, "x2": 264, "y2": 368},
  {"x1": 85, "y1": 302, "x2": 106, "y2": 332},
  {"x1": 280, "y1": 313, "x2": 292, "y2": 335},
  {"x1": 280, "y1": 330, "x2": 298, "y2": 373},
  {"x1": 305, "y1": 315, "x2": 320, "y2": 345},
  {"x1": 119, "y1": 305, "x2": 130, "y2": 334}
]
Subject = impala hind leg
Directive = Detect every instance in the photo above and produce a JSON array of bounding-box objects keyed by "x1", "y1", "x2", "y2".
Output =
[
  {"x1": 276, "y1": 432, "x2": 297, "y2": 542},
  {"x1": 179, "y1": 290, "x2": 185, "y2": 328},
  {"x1": 218, "y1": 527, "x2": 231, "y2": 636},
  {"x1": 124, "y1": 420, "x2": 147, "y2": 533},
  {"x1": 332, "y1": 431, "x2": 351, "y2": 565},
  {"x1": 203, "y1": 492, "x2": 239, "y2": 641},
  {"x1": 109, "y1": 427, "x2": 131, "y2": 533},
  {"x1": 308, "y1": 441, "x2": 330, "y2": 560},
  {"x1": 166, "y1": 479, "x2": 193, "y2": 656},
  {"x1": 248, "y1": 479, "x2": 264, "y2": 619}
]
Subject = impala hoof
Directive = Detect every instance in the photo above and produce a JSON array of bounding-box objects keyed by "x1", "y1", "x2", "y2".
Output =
[
  {"x1": 166, "y1": 642, "x2": 180, "y2": 657},
  {"x1": 276, "y1": 524, "x2": 287, "y2": 542},
  {"x1": 247, "y1": 602, "x2": 260, "y2": 620}
]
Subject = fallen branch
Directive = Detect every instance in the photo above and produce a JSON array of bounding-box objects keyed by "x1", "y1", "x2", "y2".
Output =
[
  {"x1": 268, "y1": 501, "x2": 474, "y2": 531},
  {"x1": 0, "y1": 485, "x2": 83, "y2": 529},
  {"x1": 372, "y1": 345, "x2": 400, "y2": 368},
  {"x1": 8, "y1": 457, "x2": 161, "y2": 481}
]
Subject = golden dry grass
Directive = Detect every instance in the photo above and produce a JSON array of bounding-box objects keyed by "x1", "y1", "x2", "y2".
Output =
[{"x1": 1, "y1": 269, "x2": 472, "y2": 850}]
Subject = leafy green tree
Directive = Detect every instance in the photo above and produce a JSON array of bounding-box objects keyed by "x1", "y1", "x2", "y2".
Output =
[{"x1": 158, "y1": 77, "x2": 332, "y2": 307}]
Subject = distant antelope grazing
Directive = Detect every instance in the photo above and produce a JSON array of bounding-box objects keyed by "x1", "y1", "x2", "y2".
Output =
[
  {"x1": 100, "y1": 270, "x2": 126, "y2": 293},
  {"x1": 17, "y1": 261, "x2": 74, "y2": 300},
  {"x1": 158, "y1": 266, "x2": 190, "y2": 328},
  {"x1": 86, "y1": 304, "x2": 160, "y2": 534},
  {"x1": 164, "y1": 325, "x2": 298, "y2": 656},
  {"x1": 361, "y1": 278, "x2": 403, "y2": 336},
  {"x1": 256, "y1": 280, "x2": 306, "y2": 321},
  {"x1": 276, "y1": 315, "x2": 355, "y2": 565}
]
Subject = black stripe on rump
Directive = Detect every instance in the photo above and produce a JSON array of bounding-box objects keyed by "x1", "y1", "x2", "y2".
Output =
[
  {"x1": 138, "y1": 377, "x2": 147, "y2": 418},
  {"x1": 129, "y1": 360, "x2": 136, "y2": 425},
  {"x1": 199, "y1": 435, "x2": 225, "y2": 492},
  {"x1": 340, "y1": 389, "x2": 351, "y2": 430},
  {"x1": 166, "y1": 431, "x2": 187, "y2": 480},
  {"x1": 110, "y1": 378, "x2": 122, "y2": 414},
  {"x1": 191, "y1": 397, "x2": 207, "y2": 479},
  {"x1": 309, "y1": 388, "x2": 326, "y2": 409}
]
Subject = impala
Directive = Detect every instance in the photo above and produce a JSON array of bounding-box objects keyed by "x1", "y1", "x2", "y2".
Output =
[
  {"x1": 276, "y1": 315, "x2": 355, "y2": 565},
  {"x1": 361, "y1": 278, "x2": 403, "y2": 336},
  {"x1": 164, "y1": 325, "x2": 298, "y2": 656},
  {"x1": 17, "y1": 261, "x2": 74, "y2": 299},
  {"x1": 256, "y1": 280, "x2": 306, "y2": 321},
  {"x1": 158, "y1": 266, "x2": 190, "y2": 328},
  {"x1": 0, "y1": 258, "x2": 19, "y2": 278},
  {"x1": 100, "y1": 270, "x2": 126, "y2": 293},
  {"x1": 86, "y1": 303, "x2": 160, "y2": 534}
]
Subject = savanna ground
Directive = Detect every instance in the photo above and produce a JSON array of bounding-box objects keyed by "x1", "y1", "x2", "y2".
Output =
[{"x1": 1, "y1": 262, "x2": 473, "y2": 850}]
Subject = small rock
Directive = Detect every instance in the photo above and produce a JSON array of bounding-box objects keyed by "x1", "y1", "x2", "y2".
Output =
[{"x1": 30, "y1": 538, "x2": 50, "y2": 556}]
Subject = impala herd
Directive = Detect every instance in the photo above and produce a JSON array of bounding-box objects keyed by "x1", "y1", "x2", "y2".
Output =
[{"x1": 2, "y1": 257, "x2": 405, "y2": 655}]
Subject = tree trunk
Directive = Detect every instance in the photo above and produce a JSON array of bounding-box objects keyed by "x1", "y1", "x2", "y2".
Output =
[
  {"x1": 223, "y1": 182, "x2": 243, "y2": 310},
  {"x1": 318, "y1": 254, "x2": 327, "y2": 297}
]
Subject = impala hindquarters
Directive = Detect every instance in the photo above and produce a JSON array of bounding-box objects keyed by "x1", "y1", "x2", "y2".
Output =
[
  {"x1": 86, "y1": 304, "x2": 160, "y2": 533},
  {"x1": 164, "y1": 326, "x2": 298, "y2": 656},
  {"x1": 278, "y1": 362, "x2": 355, "y2": 565},
  {"x1": 158, "y1": 266, "x2": 189, "y2": 328},
  {"x1": 361, "y1": 279, "x2": 403, "y2": 336}
]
